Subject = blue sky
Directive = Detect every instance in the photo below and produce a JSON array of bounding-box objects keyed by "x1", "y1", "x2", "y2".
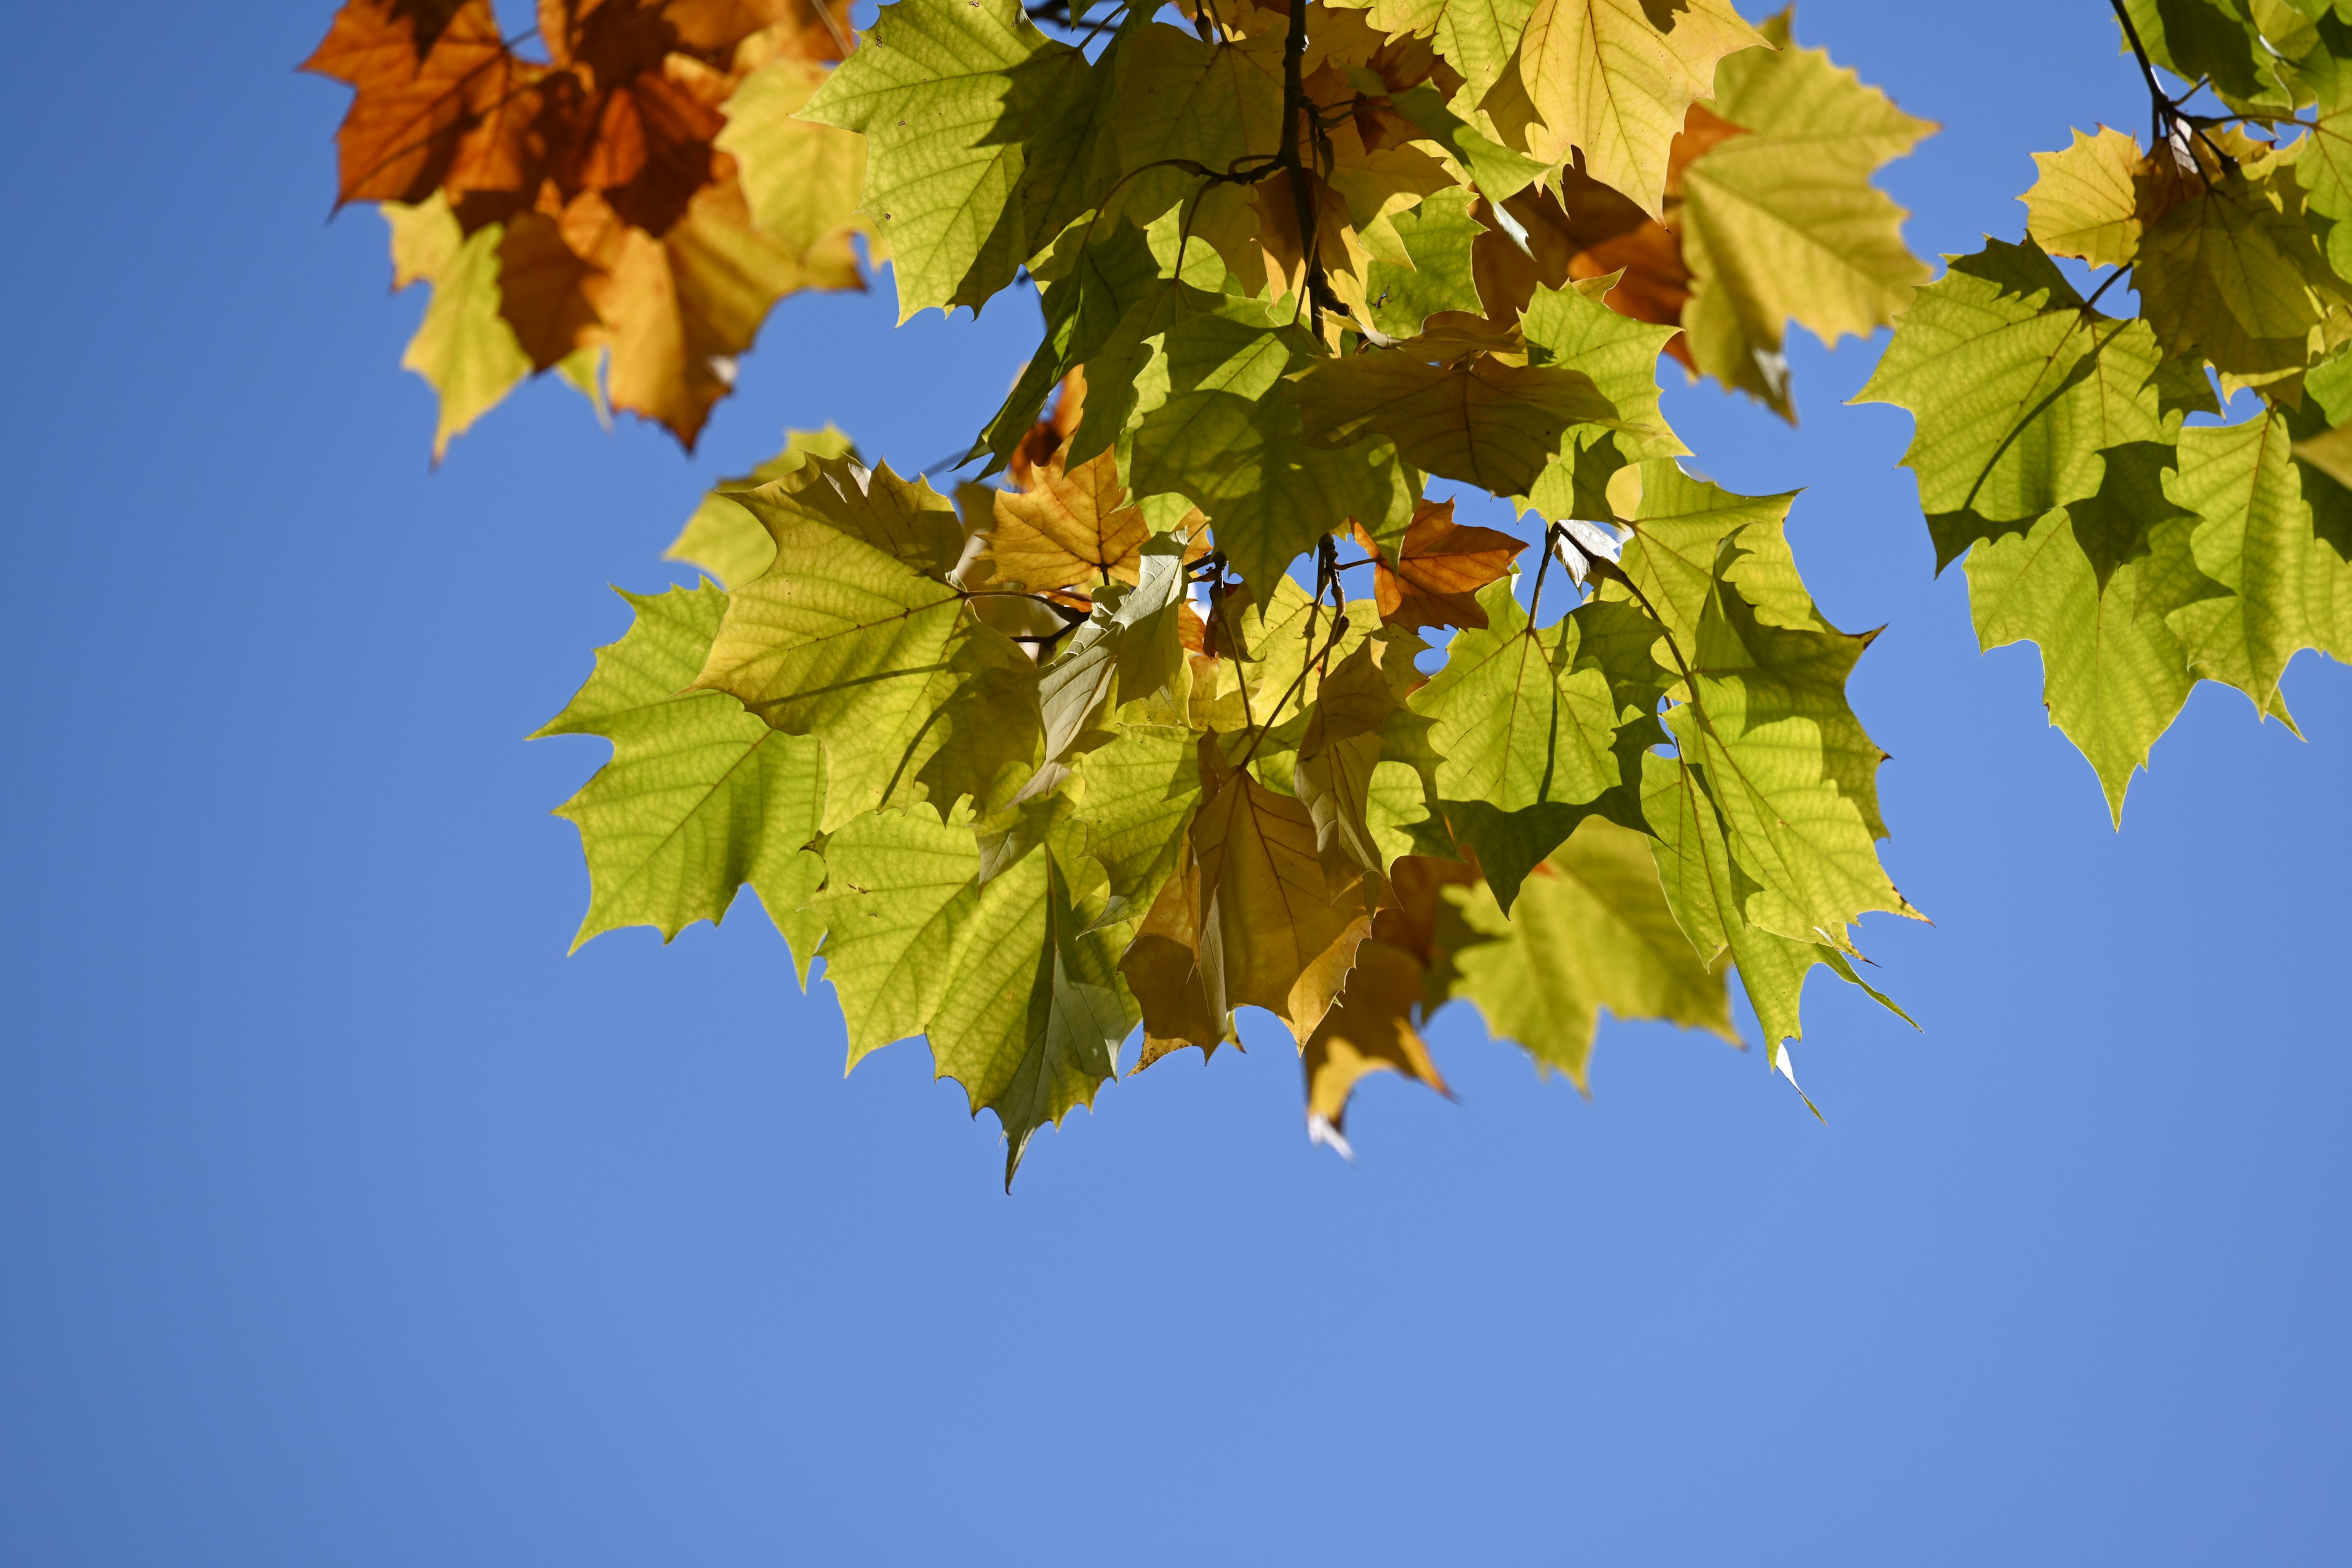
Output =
[{"x1": 2, "y1": 2, "x2": 2346, "y2": 1562}]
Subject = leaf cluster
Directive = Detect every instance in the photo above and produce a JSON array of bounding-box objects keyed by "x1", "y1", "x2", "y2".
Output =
[
  {"x1": 1864, "y1": 0, "x2": 2352, "y2": 819},
  {"x1": 513, "y1": 0, "x2": 1938, "y2": 1180}
]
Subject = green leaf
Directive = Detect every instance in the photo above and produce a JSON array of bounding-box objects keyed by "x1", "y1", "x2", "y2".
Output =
[
  {"x1": 2024, "y1": 125, "x2": 2154, "y2": 270},
  {"x1": 1069, "y1": 723, "x2": 1205, "y2": 927},
  {"x1": 799, "y1": 0, "x2": 1093, "y2": 320},
  {"x1": 2287, "y1": 23, "x2": 2352, "y2": 284},
  {"x1": 716, "y1": 56, "x2": 869, "y2": 259},
  {"x1": 1360, "y1": 186, "x2": 1489, "y2": 340},
  {"x1": 1662, "y1": 573, "x2": 1920, "y2": 949},
  {"x1": 929, "y1": 845, "x2": 1138, "y2": 1188},
  {"x1": 2133, "y1": 152, "x2": 2348, "y2": 385},
  {"x1": 1126, "y1": 300, "x2": 1414, "y2": 601},
  {"x1": 1518, "y1": 0, "x2": 1766, "y2": 214},
  {"x1": 1383, "y1": 81, "x2": 1549, "y2": 202},
  {"x1": 1611, "y1": 458, "x2": 1799, "y2": 650},
  {"x1": 535, "y1": 584, "x2": 826, "y2": 968},
  {"x1": 1448, "y1": 816, "x2": 1738, "y2": 1089},
  {"x1": 975, "y1": 220, "x2": 1160, "y2": 473},
  {"x1": 664, "y1": 425, "x2": 859, "y2": 589},
  {"x1": 810, "y1": 803, "x2": 980, "y2": 1068},
  {"x1": 1295, "y1": 337, "x2": 1632, "y2": 497},
  {"x1": 2119, "y1": 0, "x2": 2296, "y2": 115},
  {"x1": 382, "y1": 195, "x2": 528, "y2": 460},
  {"x1": 1962, "y1": 444, "x2": 2199, "y2": 821},
  {"x1": 1856, "y1": 238, "x2": 2179, "y2": 562},
  {"x1": 1678, "y1": 17, "x2": 1935, "y2": 416},
  {"x1": 693, "y1": 456, "x2": 1039, "y2": 830},
  {"x1": 2156, "y1": 406, "x2": 2352, "y2": 712},
  {"x1": 1030, "y1": 537, "x2": 1195, "y2": 785},
  {"x1": 1330, "y1": 0, "x2": 1537, "y2": 109},
  {"x1": 1640, "y1": 751, "x2": 1909, "y2": 1081},
  {"x1": 1520, "y1": 277, "x2": 1687, "y2": 522},
  {"x1": 1103, "y1": 21, "x2": 1285, "y2": 233}
]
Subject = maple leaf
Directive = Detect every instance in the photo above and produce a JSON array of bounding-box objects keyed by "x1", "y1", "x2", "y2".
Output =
[
  {"x1": 1293, "y1": 637, "x2": 1420, "y2": 876},
  {"x1": 1963, "y1": 444, "x2": 2200, "y2": 821},
  {"x1": 714, "y1": 51, "x2": 870, "y2": 260},
  {"x1": 1518, "y1": 275, "x2": 1686, "y2": 522},
  {"x1": 1516, "y1": 0, "x2": 1768, "y2": 216},
  {"x1": 1328, "y1": 0, "x2": 1536, "y2": 108},
  {"x1": 2023, "y1": 124, "x2": 2164, "y2": 271},
  {"x1": 1449, "y1": 816, "x2": 1736, "y2": 1090},
  {"x1": 1354, "y1": 499, "x2": 1526, "y2": 631},
  {"x1": 809, "y1": 803, "x2": 980, "y2": 1068},
  {"x1": 1123, "y1": 300, "x2": 1415, "y2": 601},
  {"x1": 1029, "y1": 538, "x2": 1198, "y2": 786},
  {"x1": 1295, "y1": 332, "x2": 1634, "y2": 497},
  {"x1": 2133, "y1": 144, "x2": 2351, "y2": 387},
  {"x1": 1676, "y1": 13, "x2": 1934, "y2": 417},
  {"x1": 665, "y1": 424, "x2": 859, "y2": 588},
  {"x1": 303, "y1": 0, "x2": 539, "y2": 210},
  {"x1": 1855, "y1": 238, "x2": 2191, "y2": 564},
  {"x1": 381, "y1": 194, "x2": 535, "y2": 459},
  {"x1": 927, "y1": 844, "x2": 1137, "y2": 1188},
  {"x1": 980, "y1": 449, "x2": 1204, "y2": 595},
  {"x1": 1300, "y1": 937, "x2": 1450, "y2": 1155},
  {"x1": 693, "y1": 456, "x2": 1040, "y2": 828},
  {"x1": 1069, "y1": 723, "x2": 1206, "y2": 929},
  {"x1": 1640, "y1": 750, "x2": 1910, "y2": 1091},
  {"x1": 799, "y1": 0, "x2": 1096, "y2": 320},
  {"x1": 534, "y1": 581, "x2": 829, "y2": 978},
  {"x1": 1120, "y1": 739, "x2": 1370, "y2": 1058},
  {"x1": 1352, "y1": 187, "x2": 1491, "y2": 341},
  {"x1": 2154, "y1": 407, "x2": 2352, "y2": 716}
]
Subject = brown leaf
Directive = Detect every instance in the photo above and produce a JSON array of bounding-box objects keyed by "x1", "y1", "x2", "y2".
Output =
[
  {"x1": 304, "y1": 1, "x2": 543, "y2": 209},
  {"x1": 984, "y1": 448, "x2": 1207, "y2": 595},
  {"x1": 1008, "y1": 369, "x2": 1087, "y2": 490},
  {"x1": 309, "y1": 0, "x2": 868, "y2": 447},
  {"x1": 1120, "y1": 738, "x2": 1369, "y2": 1063},
  {"x1": 1352, "y1": 499, "x2": 1526, "y2": 632},
  {"x1": 1300, "y1": 937, "x2": 1450, "y2": 1147}
]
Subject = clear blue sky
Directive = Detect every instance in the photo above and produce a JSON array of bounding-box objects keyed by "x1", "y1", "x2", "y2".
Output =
[{"x1": 3, "y1": 2, "x2": 2346, "y2": 1562}]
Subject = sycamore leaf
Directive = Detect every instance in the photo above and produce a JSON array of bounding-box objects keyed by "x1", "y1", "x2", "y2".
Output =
[
  {"x1": 1640, "y1": 750, "x2": 1909, "y2": 1068},
  {"x1": 1120, "y1": 739, "x2": 1369, "y2": 1056},
  {"x1": 1300, "y1": 937, "x2": 1450, "y2": 1153},
  {"x1": 1520, "y1": 274, "x2": 1687, "y2": 521},
  {"x1": 593, "y1": 177, "x2": 863, "y2": 448},
  {"x1": 799, "y1": 0, "x2": 1094, "y2": 319},
  {"x1": 1856, "y1": 238, "x2": 2183, "y2": 558},
  {"x1": 1610, "y1": 457, "x2": 1798, "y2": 648},
  {"x1": 1662, "y1": 574, "x2": 1919, "y2": 949},
  {"x1": 2118, "y1": 0, "x2": 2297, "y2": 116},
  {"x1": 929, "y1": 845, "x2": 1138, "y2": 1188},
  {"x1": 2024, "y1": 124, "x2": 2158, "y2": 270},
  {"x1": 981, "y1": 450, "x2": 1205, "y2": 594},
  {"x1": 2157, "y1": 407, "x2": 2352, "y2": 712},
  {"x1": 1126, "y1": 301, "x2": 1414, "y2": 601},
  {"x1": 978, "y1": 221, "x2": 1163, "y2": 473},
  {"x1": 382, "y1": 195, "x2": 531, "y2": 459},
  {"x1": 665, "y1": 424, "x2": 859, "y2": 588},
  {"x1": 1359, "y1": 186, "x2": 1491, "y2": 340},
  {"x1": 694, "y1": 456, "x2": 1039, "y2": 829},
  {"x1": 811, "y1": 803, "x2": 979, "y2": 1068},
  {"x1": 2290, "y1": 25, "x2": 2352, "y2": 284},
  {"x1": 1678, "y1": 15, "x2": 1934, "y2": 417},
  {"x1": 1104, "y1": 21, "x2": 1287, "y2": 235},
  {"x1": 535, "y1": 581, "x2": 828, "y2": 968},
  {"x1": 1326, "y1": 0, "x2": 1536, "y2": 107},
  {"x1": 1517, "y1": 0, "x2": 1767, "y2": 216},
  {"x1": 1354, "y1": 499, "x2": 1527, "y2": 631},
  {"x1": 1449, "y1": 815, "x2": 1736, "y2": 1090},
  {"x1": 1294, "y1": 639, "x2": 1417, "y2": 875},
  {"x1": 715, "y1": 53, "x2": 870, "y2": 258},
  {"x1": 302, "y1": 0, "x2": 539, "y2": 210},
  {"x1": 1031, "y1": 540, "x2": 1196, "y2": 782},
  {"x1": 1383, "y1": 82, "x2": 1550, "y2": 203},
  {"x1": 1295, "y1": 338, "x2": 1630, "y2": 497},
  {"x1": 1411, "y1": 575, "x2": 1626, "y2": 821},
  {"x1": 2134, "y1": 149, "x2": 2349, "y2": 385},
  {"x1": 1964, "y1": 444, "x2": 2199, "y2": 821},
  {"x1": 1070, "y1": 723, "x2": 1206, "y2": 927}
]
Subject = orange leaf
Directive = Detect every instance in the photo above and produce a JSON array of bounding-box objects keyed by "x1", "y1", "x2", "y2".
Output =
[
  {"x1": 1353, "y1": 499, "x2": 1526, "y2": 632},
  {"x1": 983, "y1": 447, "x2": 1207, "y2": 594}
]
